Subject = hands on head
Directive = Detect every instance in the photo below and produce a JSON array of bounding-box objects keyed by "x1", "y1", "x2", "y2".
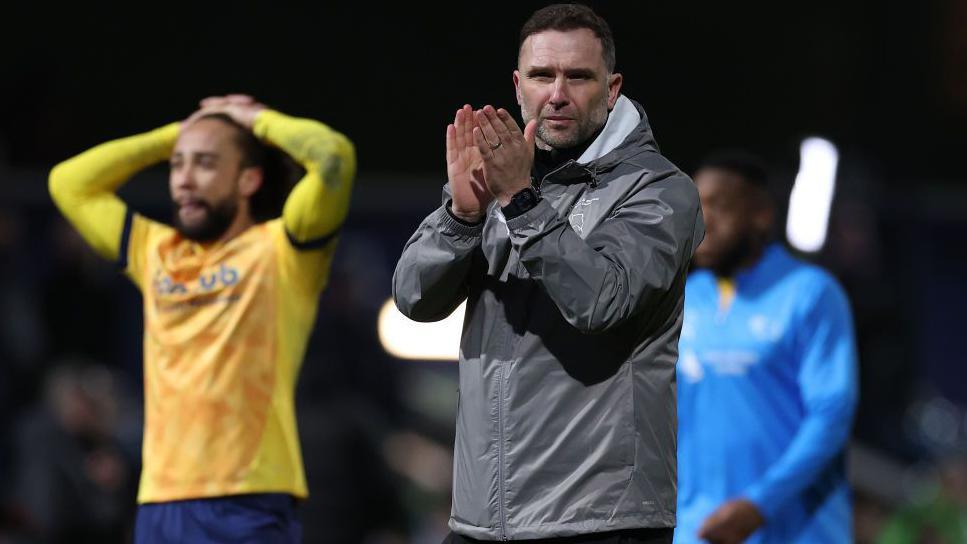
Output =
[
  {"x1": 183, "y1": 94, "x2": 267, "y2": 131},
  {"x1": 446, "y1": 104, "x2": 538, "y2": 222}
]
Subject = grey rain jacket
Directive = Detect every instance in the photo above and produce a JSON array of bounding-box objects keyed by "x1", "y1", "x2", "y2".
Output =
[{"x1": 393, "y1": 96, "x2": 705, "y2": 539}]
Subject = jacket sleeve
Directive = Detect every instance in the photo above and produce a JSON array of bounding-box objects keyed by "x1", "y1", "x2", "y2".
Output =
[
  {"x1": 505, "y1": 170, "x2": 704, "y2": 334},
  {"x1": 743, "y1": 277, "x2": 859, "y2": 519},
  {"x1": 392, "y1": 187, "x2": 483, "y2": 322}
]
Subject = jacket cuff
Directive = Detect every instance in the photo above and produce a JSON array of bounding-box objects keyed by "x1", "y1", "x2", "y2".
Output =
[
  {"x1": 437, "y1": 204, "x2": 484, "y2": 237},
  {"x1": 505, "y1": 199, "x2": 560, "y2": 241}
]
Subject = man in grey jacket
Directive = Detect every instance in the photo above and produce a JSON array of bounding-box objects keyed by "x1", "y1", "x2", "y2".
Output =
[{"x1": 393, "y1": 4, "x2": 704, "y2": 542}]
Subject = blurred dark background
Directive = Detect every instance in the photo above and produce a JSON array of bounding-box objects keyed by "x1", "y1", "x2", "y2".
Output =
[{"x1": 1, "y1": 1, "x2": 965, "y2": 543}]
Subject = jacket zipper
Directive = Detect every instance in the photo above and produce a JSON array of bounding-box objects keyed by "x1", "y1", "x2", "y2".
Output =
[
  {"x1": 496, "y1": 363, "x2": 509, "y2": 540},
  {"x1": 494, "y1": 159, "x2": 591, "y2": 540}
]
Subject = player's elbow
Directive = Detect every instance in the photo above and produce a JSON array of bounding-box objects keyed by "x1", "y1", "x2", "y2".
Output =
[
  {"x1": 314, "y1": 128, "x2": 354, "y2": 167},
  {"x1": 313, "y1": 132, "x2": 356, "y2": 191},
  {"x1": 392, "y1": 292, "x2": 443, "y2": 323},
  {"x1": 827, "y1": 377, "x2": 860, "y2": 417},
  {"x1": 335, "y1": 134, "x2": 357, "y2": 182},
  {"x1": 48, "y1": 162, "x2": 74, "y2": 209},
  {"x1": 337, "y1": 132, "x2": 356, "y2": 161},
  {"x1": 813, "y1": 394, "x2": 859, "y2": 443}
]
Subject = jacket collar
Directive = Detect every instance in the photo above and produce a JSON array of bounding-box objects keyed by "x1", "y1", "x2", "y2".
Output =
[
  {"x1": 541, "y1": 95, "x2": 659, "y2": 186},
  {"x1": 578, "y1": 95, "x2": 643, "y2": 164}
]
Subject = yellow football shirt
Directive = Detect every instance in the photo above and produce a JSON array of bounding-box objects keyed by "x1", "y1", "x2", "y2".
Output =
[{"x1": 49, "y1": 109, "x2": 355, "y2": 503}]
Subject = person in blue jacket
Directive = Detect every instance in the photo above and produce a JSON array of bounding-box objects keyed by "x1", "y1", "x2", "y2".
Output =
[{"x1": 675, "y1": 150, "x2": 859, "y2": 544}]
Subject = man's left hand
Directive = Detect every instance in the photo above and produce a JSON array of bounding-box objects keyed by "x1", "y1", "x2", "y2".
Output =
[
  {"x1": 472, "y1": 106, "x2": 537, "y2": 207},
  {"x1": 697, "y1": 499, "x2": 765, "y2": 544}
]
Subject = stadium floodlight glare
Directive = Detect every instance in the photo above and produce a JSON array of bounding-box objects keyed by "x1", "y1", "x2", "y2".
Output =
[
  {"x1": 786, "y1": 137, "x2": 839, "y2": 253},
  {"x1": 377, "y1": 298, "x2": 463, "y2": 361}
]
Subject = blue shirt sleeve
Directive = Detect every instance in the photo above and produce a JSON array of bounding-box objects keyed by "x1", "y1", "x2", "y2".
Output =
[{"x1": 743, "y1": 274, "x2": 859, "y2": 519}]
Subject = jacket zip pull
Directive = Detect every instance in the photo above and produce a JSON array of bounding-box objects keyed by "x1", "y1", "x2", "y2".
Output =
[
  {"x1": 586, "y1": 165, "x2": 600, "y2": 187},
  {"x1": 539, "y1": 159, "x2": 576, "y2": 190}
]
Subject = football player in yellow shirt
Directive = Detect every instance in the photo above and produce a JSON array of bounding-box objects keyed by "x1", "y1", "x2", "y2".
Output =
[{"x1": 49, "y1": 94, "x2": 355, "y2": 543}]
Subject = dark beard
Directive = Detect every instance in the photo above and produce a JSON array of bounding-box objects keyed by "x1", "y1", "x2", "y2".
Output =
[
  {"x1": 172, "y1": 199, "x2": 237, "y2": 243},
  {"x1": 710, "y1": 235, "x2": 756, "y2": 278}
]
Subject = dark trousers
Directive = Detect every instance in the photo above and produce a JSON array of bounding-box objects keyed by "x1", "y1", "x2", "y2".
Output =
[
  {"x1": 135, "y1": 493, "x2": 301, "y2": 544},
  {"x1": 443, "y1": 527, "x2": 674, "y2": 544}
]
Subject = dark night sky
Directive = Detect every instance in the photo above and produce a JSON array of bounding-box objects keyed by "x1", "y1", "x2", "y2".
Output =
[{"x1": 2, "y1": 1, "x2": 963, "y2": 185}]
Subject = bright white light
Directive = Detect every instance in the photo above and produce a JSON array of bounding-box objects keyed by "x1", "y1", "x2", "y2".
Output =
[
  {"x1": 786, "y1": 137, "x2": 839, "y2": 253},
  {"x1": 377, "y1": 298, "x2": 463, "y2": 361}
]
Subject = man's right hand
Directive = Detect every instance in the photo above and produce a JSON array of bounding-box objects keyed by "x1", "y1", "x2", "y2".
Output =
[
  {"x1": 184, "y1": 94, "x2": 267, "y2": 130},
  {"x1": 446, "y1": 105, "x2": 492, "y2": 223},
  {"x1": 697, "y1": 498, "x2": 765, "y2": 544}
]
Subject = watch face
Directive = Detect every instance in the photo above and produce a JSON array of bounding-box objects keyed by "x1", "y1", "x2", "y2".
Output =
[
  {"x1": 517, "y1": 188, "x2": 536, "y2": 206},
  {"x1": 503, "y1": 187, "x2": 539, "y2": 218}
]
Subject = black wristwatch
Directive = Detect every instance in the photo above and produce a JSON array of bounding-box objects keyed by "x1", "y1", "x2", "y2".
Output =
[{"x1": 501, "y1": 186, "x2": 541, "y2": 220}]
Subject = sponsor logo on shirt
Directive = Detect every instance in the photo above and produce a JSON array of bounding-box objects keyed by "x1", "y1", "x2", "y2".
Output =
[
  {"x1": 679, "y1": 348, "x2": 762, "y2": 379},
  {"x1": 681, "y1": 311, "x2": 697, "y2": 341},
  {"x1": 701, "y1": 350, "x2": 760, "y2": 376},
  {"x1": 679, "y1": 348, "x2": 704, "y2": 383},
  {"x1": 152, "y1": 264, "x2": 240, "y2": 296},
  {"x1": 748, "y1": 314, "x2": 784, "y2": 342}
]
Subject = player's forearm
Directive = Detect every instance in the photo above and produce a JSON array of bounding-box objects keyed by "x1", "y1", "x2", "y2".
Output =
[
  {"x1": 745, "y1": 282, "x2": 861, "y2": 518},
  {"x1": 49, "y1": 123, "x2": 179, "y2": 202},
  {"x1": 742, "y1": 407, "x2": 854, "y2": 519},
  {"x1": 48, "y1": 123, "x2": 179, "y2": 260},
  {"x1": 255, "y1": 110, "x2": 356, "y2": 241}
]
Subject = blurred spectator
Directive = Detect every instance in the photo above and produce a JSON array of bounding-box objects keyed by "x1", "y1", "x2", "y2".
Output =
[
  {"x1": 825, "y1": 189, "x2": 920, "y2": 462},
  {"x1": 854, "y1": 490, "x2": 895, "y2": 544},
  {"x1": 297, "y1": 230, "x2": 410, "y2": 542},
  {"x1": 0, "y1": 210, "x2": 45, "y2": 540},
  {"x1": 298, "y1": 397, "x2": 407, "y2": 543},
  {"x1": 11, "y1": 361, "x2": 137, "y2": 543},
  {"x1": 0, "y1": 211, "x2": 44, "y2": 416},
  {"x1": 41, "y1": 219, "x2": 123, "y2": 367},
  {"x1": 0, "y1": 212, "x2": 44, "y2": 368}
]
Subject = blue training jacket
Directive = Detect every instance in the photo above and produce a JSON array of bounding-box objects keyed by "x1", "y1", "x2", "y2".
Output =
[{"x1": 675, "y1": 244, "x2": 859, "y2": 544}]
